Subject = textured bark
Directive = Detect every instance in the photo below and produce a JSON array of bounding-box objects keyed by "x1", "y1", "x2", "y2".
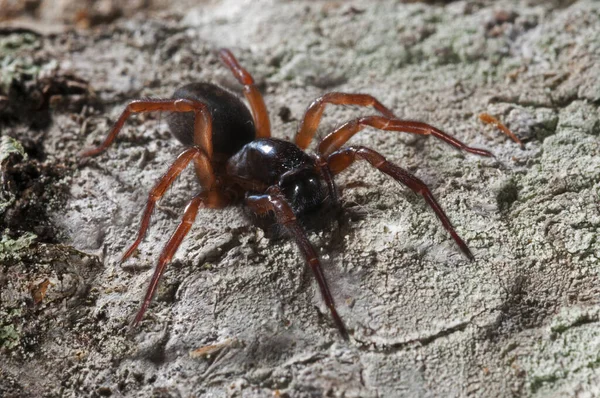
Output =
[{"x1": 1, "y1": 1, "x2": 599, "y2": 397}]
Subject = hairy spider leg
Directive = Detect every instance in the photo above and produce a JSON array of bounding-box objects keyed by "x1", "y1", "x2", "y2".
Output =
[
  {"x1": 318, "y1": 116, "x2": 494, "y2": 157},
  {"x1": 219, "y1": 48, "x2": 271, "y2": 138},
  {"x1": 245, "y1": 188, "x2": 349, "y2": 339},
  {"x1": 295, "y1": 92, "x2": 397, "y2": 150},
  {"x1": 328, "y1": 146, "x2": 474, "y2": 260},
  {"x1": 132, "y1": 190, "x2": 227, "y2": 326},
  {"x1": 120, "y1": 147, "x2": 216, "y2": 264},
  {"x1": 80, "y1": 98, "x2": 214, "y2": 158}
]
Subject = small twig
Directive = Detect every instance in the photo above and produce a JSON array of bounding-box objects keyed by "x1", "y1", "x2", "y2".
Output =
[
  {"x1": 479, "y1": 112, "x2": 524, "y2": 149},
  {"x1": 189, "y1": 338, "x2": 241, "y2": 359}
]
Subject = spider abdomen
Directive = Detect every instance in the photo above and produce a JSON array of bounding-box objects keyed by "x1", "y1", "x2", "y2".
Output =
[{"x1": 167, "y1": 82, "x2": 256, "y2": 158}]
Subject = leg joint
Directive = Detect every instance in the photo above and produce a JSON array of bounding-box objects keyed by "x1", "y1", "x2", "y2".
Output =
[{"x1": 174, "y1": 98, "x2": 207, "y2": 113}]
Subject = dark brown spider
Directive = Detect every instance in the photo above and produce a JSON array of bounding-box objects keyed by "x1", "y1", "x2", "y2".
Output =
[{"x1": 81, "y1": 49, "x2": 493, "y2": 339}]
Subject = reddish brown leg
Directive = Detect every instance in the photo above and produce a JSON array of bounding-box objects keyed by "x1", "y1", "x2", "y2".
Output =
[
  {"x1": 295, "y1": 92, "x2": 397, "y2": 150},
  {"x1": 328, "y1": 146, "x2": 474, "y2": 260},
  {"x1": 245, "y1": 188, "x2": 349, "y2": 339},
  {"x1": 319, "y1": 116, "x2": 493, "y2": 157},
  {"x1": 133, "y1": 190, "x2": 227, "y2": 326},
  {"x1": 120, "y1": 147, "x2": 215, "y2": 264},
  {"x1": 219, "y1": 48, "x2": 271, "y2": 138},
  {"x1": 80, "y1": 98, "x2": 214, "y2": 159}
]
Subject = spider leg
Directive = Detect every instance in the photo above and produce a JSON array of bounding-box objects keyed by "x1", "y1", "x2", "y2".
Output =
[
  {"x1": 219, "y1": 48, "x2": 271, "y2": 138},
  {"x1": 80, "y1": 98, "x2": 213, "y2": 159},
  {"x1": 120, "y1": 146, "x2": 216, "y2": 264},
  {"x1": 328, "y1": 146, "x2": 474, "y2": 260},
  {"x1": 245, "y1": 188, "x2": 349, "y2": 339},
  {"x1": 318, "y1": 116, "x2": 493, "y2": 157},
  {"x1": 295, "y1": 92, "x2": 396, "y2": 150},
  {"x1": 133, "y1": 190, "x2": 227, "y2": 326}
]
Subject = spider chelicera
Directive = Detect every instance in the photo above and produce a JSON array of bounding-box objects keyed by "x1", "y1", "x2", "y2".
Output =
[{"x1": 81, "y1": 49, "x2": 493, "y2": 339}]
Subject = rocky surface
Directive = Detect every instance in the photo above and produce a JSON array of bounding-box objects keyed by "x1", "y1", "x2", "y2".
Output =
[{"x1": 1, "y1": 0, "x2": 599, "y2": 397}]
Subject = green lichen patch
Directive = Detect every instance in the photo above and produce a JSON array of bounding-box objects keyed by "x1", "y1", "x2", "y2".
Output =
[
  {"x1": 0, "y1": 32, "x2": 40, "y2": 56},
  {"x1": 0, "y1": 324, "x2": 21, "y2": 350},
  {"x1": 0, "y1": 136, "x2": 29, "y2": 217},
  {"x1": 0, "y1": 56, "x2": 44, "y2": 96},
  {"x1": 0, "y1": 231, "x2": 37, "y2": 262},
  {"x1": 0, "y1": 135, "x2": 28, "y2": 164}
]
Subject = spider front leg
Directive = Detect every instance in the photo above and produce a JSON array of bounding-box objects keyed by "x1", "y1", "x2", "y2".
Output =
[
  {"x1": 245, "y1": 188, "x2": 349, "y2": 339},
  {"x1": 328, "y1": 146, "x2": 474, "y2": 260},
  {"x1": 80, "y1": 98, "x2": 213, "y2": 158},
  {"x1": 318, "y1": 116, "x2": 493, "y2": 157},
  {"x1": 133, "y1": 189, "x2": 228, "y2": 326},
  {"x1": 219, "y1": 48, "x2": 271, "y2": 138},
  {"x1": 295, "y1": 92, "x2": 397, "y2": 150},
  {"x1": 120, "y1": 147, "x2": 216, "y2": 264}
]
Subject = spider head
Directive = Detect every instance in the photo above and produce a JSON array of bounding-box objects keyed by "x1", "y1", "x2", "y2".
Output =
[{"x1": 278, "y1": 167, "x2": 326, "y2": 215}]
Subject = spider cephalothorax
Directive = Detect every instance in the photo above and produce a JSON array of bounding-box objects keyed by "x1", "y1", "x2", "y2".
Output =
[{"x1": 82, "y1": 49, "x2": 493, "y2": 339}]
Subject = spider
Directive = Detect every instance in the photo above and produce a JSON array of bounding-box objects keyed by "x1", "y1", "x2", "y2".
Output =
[{"x1": 81, "y1": 49, "x2": 493, "y2": 339}]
